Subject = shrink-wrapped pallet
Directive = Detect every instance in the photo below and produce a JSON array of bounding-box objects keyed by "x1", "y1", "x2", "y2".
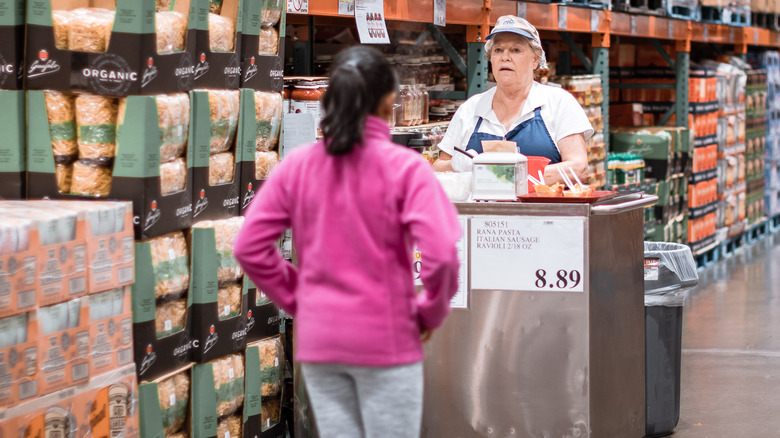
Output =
[
  {"x1": 67, "y1": 8, "x2": 116, "y2": 53},
  {"x1": 208, "y1": 90, "x2": 240, "y2": 154},
  {"x1": 255, "y1": 151, "x2": 278, "y2": 180},
  {"x1": 258, "y1": 27, "x2": 279, "y2": 56},
  {"x1": 70, "y1": 159, "x2": 112, "y2": 197},
  {"x1": 44, "y1": 91, "x2": 78, "y2": 156},
  {"x1": 210, "y1": 152, "x2": 235, "y2": 185},
  {"x1": 156, "y1": 11, "x2": 188, "y2": 54},
  {"x1": 192, "y1": 216, "x2": 245, "y2": 284},
  {"x1": 161, "y1": 157, "x2": 188, "y2": 195},
  {"x1": 146, "y1": 231, "x2": 190, "y2": 299},
  {"x1": 155, "y1": 299, "x2": 188, "y2": 338},
  {"x1": 75, "y1": 94, "x2": 118, "y2": 159},
  {"x1": 157, "y1": 371, "x2": 190, "y2": 435},
  {"x1": 217, "y1": 415, "x2": 242, "y2": 438},
  {"x1": 212, "y1": 353, "x2": 245, "y2": 417},
  {"x1": 209, "y1": 13, "x2": 235, "y2": 52},
  {"x1": 254, "y1": 92, "x2": 283, "y2": 151}
]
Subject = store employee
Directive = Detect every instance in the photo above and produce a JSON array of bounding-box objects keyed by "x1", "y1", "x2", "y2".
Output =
[{"x1": 433, "y1": 16, "x2": 594, "y2": 185}]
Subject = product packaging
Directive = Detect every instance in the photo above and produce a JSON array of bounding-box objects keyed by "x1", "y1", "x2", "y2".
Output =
[
  {"x1": 35, "y1": 298, "x2": 91, "y2": 396},
  {"x1": 27, "y1": 91, "x2": 194, "y2": 240},
  {"x1": 192, "y1": 0, "x2": 244, "y2": 89},
  {"x1": 610, "y1": 127, "x2": 691, "y2": 181},
  {"x1": 190, "y1": 217, "x2": 248, "y2": 363},
  {"x1": 137, "y1": 365, "x2": 192, "y2": 438},
  {"x1": 236, "y1": 89, "x2": 281, "y2": 213},
  {"x1": 0, "y1": 201, "x2": 89, "y2": 310},
  {"x1": 244, "y1": 338, "x2": 284, "y2": 437},
  {"x1": 0, "y1": 0, "x2": 24, "y2": 90},
  {"x1": 44, "y1": 201, "x2": 135, "y2": 293},
  {"x1": 1, "y1": 364, "x2": 139, "y2": 438},
  {"x1": 243, "y1": 278, "x2": 281, "y2": 343},
  {"x1": 191, "y1": 90, "x2": 242, "y2": 221},
  {"x1": 0, "y1": 90, "x2": 25, "y2": 198},
  {"x1": 25, "y1": 0, "x2": 196, "y2": 96},
  {"x1": 240, "y1": 0, "x2": 284, "y2": 91},
  {"x1": 0, "y1": 311, "x2": 38, "y2": 408},
  {"x1": 88, "y1": 287, "x2": 134, "y2": 377},
  {"x1": 133, "y1": 236, "x2": 194, "y2": 381},
  {"x1": 191, "y1": 353, "x2": 247, "y2": 438}
]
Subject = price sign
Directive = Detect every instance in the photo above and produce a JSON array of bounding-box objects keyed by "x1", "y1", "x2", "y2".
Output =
[
  {"x1": 287, "y1": 0, "x2": 308, "y2": 14},
  {"x1": 412, "y1": 216, "x2": 469, "y2": 308},
  {"x1": 470, "y1": 216, "x2": 585, "y2": 292}
]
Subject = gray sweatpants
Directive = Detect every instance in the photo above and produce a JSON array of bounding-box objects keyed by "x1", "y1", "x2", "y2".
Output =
[{"x1": 301, "y1": 361, "x2": 423, "y2": 438}]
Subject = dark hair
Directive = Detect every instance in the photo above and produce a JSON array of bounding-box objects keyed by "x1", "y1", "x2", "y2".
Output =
[{"x1": 320, "y1": 46, "x2": 398, "y2": 156}]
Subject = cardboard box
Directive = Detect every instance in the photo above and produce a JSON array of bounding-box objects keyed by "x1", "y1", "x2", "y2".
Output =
[
  {"x1": 137, "y1": 365, "x2": 193, "y2": 438},
  {"x1": 0, "y1": 90, "x2": 25, "y2": 199},
  {"x1": 1, "y1": 364, "x2": 139, "y2": 438},
  {"x1": 27, "y1": 91, "x2": 194, "y2": 240},
  {"x1": 132, "y1": 239, "x2": 194, "y2": 382},
  {"x1": 244, "y1": 278, "x2": 281, "y2": 343},
  {"x1": 191, "y1": 90, "x2": 242, "y2": 221},
  {"x1": 245, "y1": 338, "x2": 285, "y2": 438},
  {"x1": 191, "y1": 353, "x2": 248, "y2": 438},
  {"x1": 192, "y1": 0, "x2": 244, "y2": 89},
  {"x1": 240, "y1": 0, "x2": 285, "y2": 92},
  {"x1": 0, "y1": 201, "x2": 89, "y2": 310},
  {"x1": 0, "y1": 311, "x2": 39, "y2": 408},
  {"x1": 88, "y1": 287, "x2": 134, "y2": 377},
  {"x1": 190, "y1": 225, "x2": 248, "y2": 363},
  {"x1": 36, "y1": 298, "x2": 91, "y2": 396},
  {"x1": 0, "y1": 0, "x2": 24, "y2": 90},
  {"x1": 237, "y1": 89, "x2": 281, "y2": 213},
  {"x1": 25, "y1": 0, "x2": 196, "y2": 96},
  {"x1": 38, "y1": 201, "x2": 135, "y2": 294}
]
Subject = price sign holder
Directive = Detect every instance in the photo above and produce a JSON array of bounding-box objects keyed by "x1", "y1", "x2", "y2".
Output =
[{"x1": 470, "y1": 216, "x2": 586, "y2": 292}]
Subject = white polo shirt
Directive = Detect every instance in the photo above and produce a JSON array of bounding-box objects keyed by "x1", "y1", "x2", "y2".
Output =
[{"x1": 438, "y1": 82, "x2": 594, "y2": 157}]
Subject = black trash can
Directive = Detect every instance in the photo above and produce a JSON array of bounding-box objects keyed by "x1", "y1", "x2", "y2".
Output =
[{"x1": 643, "y1": 242, "x2": 699, "y2": 438}]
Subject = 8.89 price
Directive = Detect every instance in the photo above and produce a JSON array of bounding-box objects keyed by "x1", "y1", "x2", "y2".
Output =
[{"x1": 534, "y1": 269, "x2": 582, "y2": 290}]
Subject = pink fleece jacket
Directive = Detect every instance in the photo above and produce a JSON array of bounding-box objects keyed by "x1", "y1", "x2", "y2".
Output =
[{"x1": 234, "y1": 115, "x2": 461, "y2": 366}]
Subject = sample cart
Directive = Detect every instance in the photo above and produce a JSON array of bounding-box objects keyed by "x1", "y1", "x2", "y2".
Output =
[{"x1": 422, "y1": 194, "x2": 658, "y2": 438}]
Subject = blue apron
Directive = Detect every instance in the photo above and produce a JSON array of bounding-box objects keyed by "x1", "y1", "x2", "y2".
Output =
[{"x1": 465, "y1": 107, "x2": 562, "y2": 163}]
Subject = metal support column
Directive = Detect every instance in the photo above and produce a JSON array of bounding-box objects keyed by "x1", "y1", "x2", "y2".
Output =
[
  {"x1": 467, "y1": 42, "x2": 488, "y2": 98},
  {"x1": 675, "y1": 49, "x2": 690, "y2": 129},
  {"x1": 593, "y1": 45, "x2": 609, "y2": 151}
]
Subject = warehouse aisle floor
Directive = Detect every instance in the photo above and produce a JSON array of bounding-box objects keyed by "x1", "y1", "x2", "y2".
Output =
[{"x1": 673, "y1": 231, "x2": 780, "y2": 437}]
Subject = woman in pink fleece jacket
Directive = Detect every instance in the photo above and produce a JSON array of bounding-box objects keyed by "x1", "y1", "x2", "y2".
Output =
[{"x1": 234, "y1": 46, "x2": 461, "y2": 437}]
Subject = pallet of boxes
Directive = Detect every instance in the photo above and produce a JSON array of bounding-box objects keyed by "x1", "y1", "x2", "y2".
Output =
[{"x1": 19, "y1": 0, "x2": 288, "y2": 437}]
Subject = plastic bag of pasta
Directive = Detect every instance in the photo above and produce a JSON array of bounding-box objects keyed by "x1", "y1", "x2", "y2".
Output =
[
  {"x1": 156, "y1": 370, "x2": 190, "y2": 435},
  {"x1": 68, "y1": 8, "x2": 115, "y2": 53},
  {"x1": 254, "y1": 92, "x2": 283, "y2": 151},
  {"x1": 157, "y1": 93, "x2": 190, "y2": 162},
  {"x1": 209, "y1": 153, "x2": 235, "y2": 186},
  {"x1": 209, "y1": 13, "x2": 235, "y2": 52},
  {"x1": 192, "y1": 217, "x2": 245, "y2": 284},
  {"x1": 212, "y1": 353, "x2": 245, "y2": 417},
  {"x1": 217, "y1": 415, "x2": 242, "y2": 438},
  {"x1": 156, "y1": 11, "x2": 188, "y2": 54},
  {"x1": 258, "y1": 27, "x2": 279, "y2": 56},
  {"x1": 256, "y1": 336, "x2": 283, "y2": 397},
  {"x1": 146, "y1": 231, "x2": 190, "y2": 299},
  {"x1": 255, "y1": 151, "x2": 278, "y2": 180},
  {"x1": 44, "y1": 91, "x2": 78, "y2": 156},
  {"x1": 207, "y1": 90, "x2": 240, "y2": 154},
  {"x1": 75, "y1": 94, "x2": 118, "y2": 160},
  {"x1": 155, "y1": 299, "x2": 187, "y2": 338},
  {"x1": 70, "y1": 159, "x2": 113, "y2": 197}
]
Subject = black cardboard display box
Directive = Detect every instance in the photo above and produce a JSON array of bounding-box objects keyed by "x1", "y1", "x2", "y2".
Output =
[
  {"x1": 244, "y1": 277, "x2": 281, "y2": 343},
  {"x1": 240, "y1": 0, "x2": 284, "y2": 92},
  {"x1": 132, "y1": 239, "x2": 194, "y2": 382},
  {"x1": 237, "y1": 88, "x2": 281, "y2": 214},
  {"x1": 0, "y1": 0, "x2": 25, "y2": 90},
  {"x1": 0, "y1": 90, "x2": 25, "y2": 198},
  {"x1": 190, "y1": 226, "x2": 249, "y2": 363},
  {"x1": 25, "y1": 0, "x2": 197, "y2": 96},
  {"x1": 192, "y1": 0, "x2": 244, "y2": 89},
  {"x1": 26, "y1": 91, "x2": 194, "y2": 239}
]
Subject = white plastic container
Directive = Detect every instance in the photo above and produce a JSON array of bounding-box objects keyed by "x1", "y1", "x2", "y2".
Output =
[{"x1": 472, "y1": 152, "x2": 528, "y2": 201}]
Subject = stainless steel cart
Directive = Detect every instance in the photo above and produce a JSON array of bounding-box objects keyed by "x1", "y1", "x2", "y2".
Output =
[{"x1": 421, "y1": 194, "x2": 658, "y2": 438}]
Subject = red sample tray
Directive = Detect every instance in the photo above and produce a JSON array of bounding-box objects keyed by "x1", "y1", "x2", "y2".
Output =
[{"x1": 518, "y1": 191, "x2": 619, "y2": 204}]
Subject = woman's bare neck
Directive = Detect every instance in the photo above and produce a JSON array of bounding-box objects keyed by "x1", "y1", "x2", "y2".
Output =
[{"x1": 493, "y1": 81, "x2": 534, "y2": 129}]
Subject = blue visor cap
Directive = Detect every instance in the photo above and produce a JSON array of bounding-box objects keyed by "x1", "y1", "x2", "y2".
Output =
[{"x1": 485, "y1": 28, "x2": 535, "y2": 41}]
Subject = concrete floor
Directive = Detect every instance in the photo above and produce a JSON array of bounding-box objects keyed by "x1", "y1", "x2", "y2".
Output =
[{"x1": 672, "y1": 232, "x2": 780, "y2": 437}]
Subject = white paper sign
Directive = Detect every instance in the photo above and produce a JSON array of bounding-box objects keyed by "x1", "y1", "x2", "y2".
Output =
[
  {"x1": 282, "y1": 112, "x2": 316, "y2": 157},
  {"x1": 287, "y1": 0, "x2": 308, "y2": 14},
  {"x1": 355, "y1": 0, "x2": 390, "y2": 44},
  {"x1": 470, "y1": 216, "x2": 585, "y2": 292},
  {"x1": 412, "y1": 216, "x2": 469, "y2": 308},
  {"x1": 339, "y1": 0, "x2": 355, "y2": 15},
  {"x1": 433, "y1": 0, "x2": 446, "y2": 27}
]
